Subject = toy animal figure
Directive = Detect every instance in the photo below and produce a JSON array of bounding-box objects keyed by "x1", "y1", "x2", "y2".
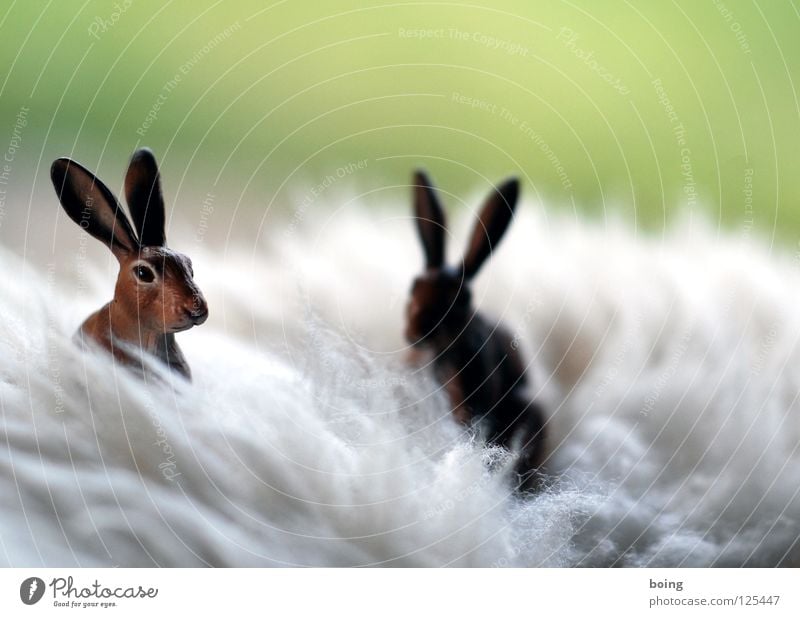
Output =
[
  {"x1": 51, "y1": 148, "x2": 208, "y2": 380},
  {"x1": 406, "y1": 170, "x2": 546, "y2": 490}
]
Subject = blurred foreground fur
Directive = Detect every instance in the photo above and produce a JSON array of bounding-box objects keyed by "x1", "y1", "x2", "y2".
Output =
[{"x1": 0, "y1": 203, "x2": 798, "y2": 566}]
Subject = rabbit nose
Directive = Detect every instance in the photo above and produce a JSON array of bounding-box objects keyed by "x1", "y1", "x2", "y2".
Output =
[
  {"x1": 187, "y1": 295, "x2": 208, "y2": 325},
  {"x1": 191, "y1": 307, "x2": 208, "y2": 325}
]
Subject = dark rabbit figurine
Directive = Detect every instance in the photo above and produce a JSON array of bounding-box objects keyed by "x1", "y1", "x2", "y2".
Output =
[
  {"x1": 51, "y1": 148, "x2": 208, "y2": 380},
  {"x1": 406, "y1": 170, "x2": 546, "y2": 490}
]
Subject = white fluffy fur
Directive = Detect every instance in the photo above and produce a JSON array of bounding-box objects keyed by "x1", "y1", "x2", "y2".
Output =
[{"x1": 1, "y1": 204, "x2": 798, "y2": 567}]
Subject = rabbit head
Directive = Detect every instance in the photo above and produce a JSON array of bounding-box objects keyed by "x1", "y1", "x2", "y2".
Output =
[
  {"x1": 405, "y1": 169, "x2": 519, "y2": 345},
  {"x1": 51, "y1": 148, "x2": 208, "y2": 336}
]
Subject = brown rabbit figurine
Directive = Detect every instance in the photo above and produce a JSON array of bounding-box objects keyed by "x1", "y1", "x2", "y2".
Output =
[
  {"x1": 406, "y1": 170, "x2": 546, "y2": 490},
  {"x1": 51, "y1": 148, "x2": 208, "y2": 380}
]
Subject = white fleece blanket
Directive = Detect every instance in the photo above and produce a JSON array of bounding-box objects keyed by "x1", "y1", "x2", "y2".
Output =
[{"x1": 0, "y1": 207, "x2": 798, "y2": 567}]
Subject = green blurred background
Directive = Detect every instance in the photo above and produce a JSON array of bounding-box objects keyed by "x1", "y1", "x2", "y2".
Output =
[{"x1": 1, "y1": 0, "x2": 799, "y2": 248}]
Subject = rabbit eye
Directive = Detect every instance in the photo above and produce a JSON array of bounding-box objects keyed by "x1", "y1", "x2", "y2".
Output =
[{"x1": 134, "y1": 265, "x2": 156, "y2": 283}]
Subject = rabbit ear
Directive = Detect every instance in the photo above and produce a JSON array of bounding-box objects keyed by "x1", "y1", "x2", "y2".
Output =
[
  {"x1": 461, "y1": 177, "x2": 519, "y2": 279},
  {"x1": 413, "y1": 169, "x2": 446, "y2": 269},
  {"x1": 124, "y1": 148, "x2": 166, "y2": 247},
  {"x1": 51, "y1": 158, "x2": 139, "y2": 258}
]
